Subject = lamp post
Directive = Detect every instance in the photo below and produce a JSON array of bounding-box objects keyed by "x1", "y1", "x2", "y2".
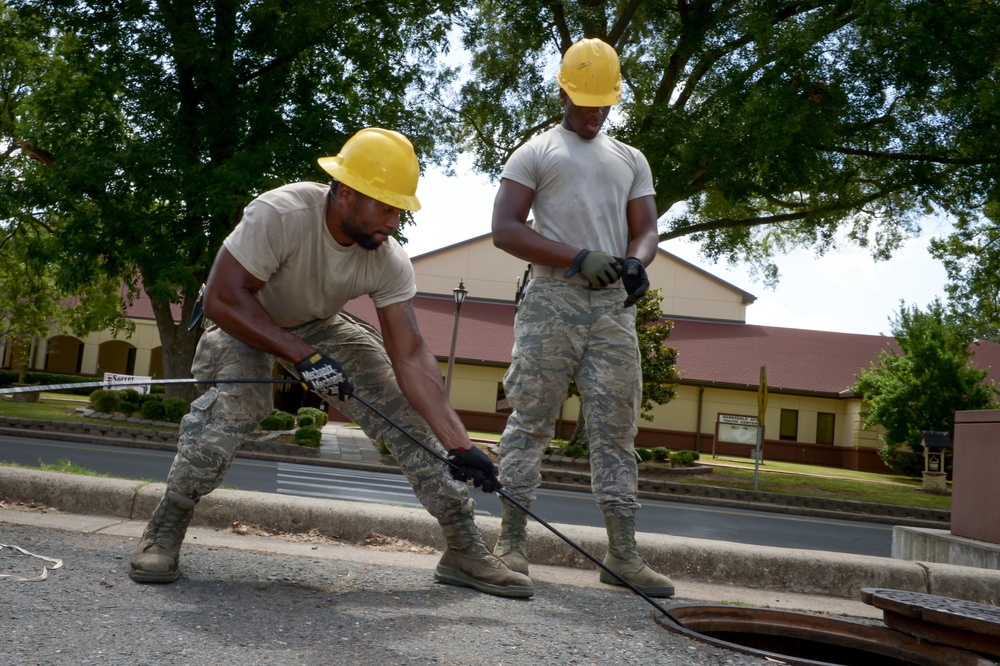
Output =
[{"x1": 444, "y1": 279, "x2": 468, "y2": 399}]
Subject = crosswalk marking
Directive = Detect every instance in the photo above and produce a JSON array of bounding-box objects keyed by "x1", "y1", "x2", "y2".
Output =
[{"x1": 274, "y1": 462, "x2": 492, "y2": 514}]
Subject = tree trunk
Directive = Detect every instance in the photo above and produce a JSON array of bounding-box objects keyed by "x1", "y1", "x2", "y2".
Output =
[{"x1": 149, "y1": 291, "x2": 202, "y2": 403}]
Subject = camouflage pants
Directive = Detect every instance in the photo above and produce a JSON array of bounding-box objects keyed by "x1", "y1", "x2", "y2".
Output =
[
  {"x1": 499, "y1": 277, "x2": 641, "y2": 513},
  {"x1": 165, "y1": 313, "x2": 474, "y2": 522}
]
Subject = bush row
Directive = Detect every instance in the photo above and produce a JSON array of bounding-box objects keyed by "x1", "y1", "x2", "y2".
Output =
[
  {"x1": 89, "y1": 388, "x2": 186, "y2": 422},
  {"x1": 86, "y1": 392, "x2": 327, "y2": 448},
  {"x1": 0, "y1": 370, "x2": 102, "y2": 396}
]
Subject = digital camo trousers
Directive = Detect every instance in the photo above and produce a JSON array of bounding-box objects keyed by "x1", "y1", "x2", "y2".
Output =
[
  {"x1": 499, "y1": 277, "x2": 641, "y2": 514},
  {"x1": 165, "y1": 313, "x2": 474, "y2": 522}
]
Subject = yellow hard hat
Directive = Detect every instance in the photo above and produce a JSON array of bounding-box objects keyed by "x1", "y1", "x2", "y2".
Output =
[
  {"x1": 318, "y1": 128, "x2": 422, "y2": 211},
  {"x1": 557, "y1": 38, "x2": 622, "y2": 107}
]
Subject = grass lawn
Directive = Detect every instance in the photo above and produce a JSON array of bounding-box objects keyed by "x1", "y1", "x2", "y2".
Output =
[
  {"x1": 0, "y1": 393, "x2": 168, "y2": 432},
  {"x1": 668, "y1": 457, "x2": 951, "y2": 511},
  {"x1": 1, "y1": 393, "x2": 101, "y2": 423}
]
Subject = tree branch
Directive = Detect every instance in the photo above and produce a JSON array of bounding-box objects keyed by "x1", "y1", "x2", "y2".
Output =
[{"x1": 658, "y1": 190, "x2": 887, "y2": 241}]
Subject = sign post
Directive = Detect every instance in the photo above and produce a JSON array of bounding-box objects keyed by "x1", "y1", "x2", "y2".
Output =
[{"x1": 754, "y1": 366, "x2": 768, "y2": 492}]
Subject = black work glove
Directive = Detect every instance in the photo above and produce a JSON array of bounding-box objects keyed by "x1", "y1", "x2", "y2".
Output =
[
  {"x1": 294, "y1": 352, "x2": 353, "y2": 401},
  {"x1": 564, "y1": 249, "x2": 623, "y2": 289},
  {"x1": 621, "y1": 257, "x2": 650, "y2": 308},
  {"x1": 448, "y1": 446, "x2": 502, "y2": 493}
]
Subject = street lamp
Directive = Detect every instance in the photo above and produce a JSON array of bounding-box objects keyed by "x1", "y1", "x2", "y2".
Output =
[{"x1": 444, "y1": 279, "x2": 468, "y2": 399}]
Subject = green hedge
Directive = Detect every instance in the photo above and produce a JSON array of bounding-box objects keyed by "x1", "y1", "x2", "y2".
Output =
[
  {"x1": 294, "y1": 426, "x2": 323, "y2": 447},
  {"x1": 296, "y1": 407, "x2": 328, "y2": 428},
  {"x1": 260, "y1": 409, "x2": 295, "y2": 430},
  {"x1": 1, "y1": 370, "x2": 100, "y2": 396},
  {"x1": 86, "y1": 388, "x2": 190, "y2": 423}
]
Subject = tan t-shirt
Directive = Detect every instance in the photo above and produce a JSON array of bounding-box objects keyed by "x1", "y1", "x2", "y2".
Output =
[
  {"x1": 223, "y1": 182, "x2": 416, "y2": 328},
  {"x1": 501, "y1": 124, "x2": 655, "y2": 257}
]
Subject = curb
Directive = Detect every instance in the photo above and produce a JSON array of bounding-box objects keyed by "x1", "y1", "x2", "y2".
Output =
[{"x1": 1, "y1": 465, "x2": 996, "y2": 604}]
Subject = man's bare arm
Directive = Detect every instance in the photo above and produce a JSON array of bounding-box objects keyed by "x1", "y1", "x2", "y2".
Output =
[
  {"x1": 491, "y1": 178, "x2": 581, "y2": 267},
  {"x1": 202, "y1": 247, "x2": 313, "y2": 363},
  {"x1": 377, "y1": 300, "x2": 472, "y2": 452}
]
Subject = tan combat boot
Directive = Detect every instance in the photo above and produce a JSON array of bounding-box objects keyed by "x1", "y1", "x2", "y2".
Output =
[
  {"x1": 600, "y1": 510, "x2": 675, "y2": 597},
  {"x1": 493, "y1": 500, "x2": 529, "y2": 575},
  {"x1": 129, "y1": 490, "x2": 198, "y2": 583},
  {"x1": 434, "y1": 513, "x2": 533, "y2": 598}
]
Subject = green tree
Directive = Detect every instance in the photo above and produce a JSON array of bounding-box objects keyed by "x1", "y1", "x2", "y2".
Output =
[
  {"x1": 566, "y1": 288, "x2": 679, "y2": 451},
  {"x1": 852, "y1": 300, "x2": 998, "y2": 476},
  {"x1": 929, "y1": 204, "x2": 1000, "y2": 343},
  {"x1": 449, "y1": 0, "x2": 1000, "y2": 284},
  {"x1": 0, "y1": 226, "x2": 130, "y2": 383},
  {"x1": 2, "y1": 0, "x2": 460, "y2": 397}
]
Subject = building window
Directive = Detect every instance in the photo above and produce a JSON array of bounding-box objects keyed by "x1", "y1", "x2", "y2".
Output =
[
  {"x1": 779, "y1": 409, "x2": 798, "y2": 441},
  {"x1": 816, "y1": 412, "x2": 835, "y2": 445},
  {"x1": 495, "y1": 382, "x2": 511, "y2": 413}
]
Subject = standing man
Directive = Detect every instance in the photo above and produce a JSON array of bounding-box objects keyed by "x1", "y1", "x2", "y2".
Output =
[
  {"x1": 130, "y1": 128, "x2": 532, "y2": 599},
  {"x1": 491, "y1": 38, "x2": 674, "y2": 597}
]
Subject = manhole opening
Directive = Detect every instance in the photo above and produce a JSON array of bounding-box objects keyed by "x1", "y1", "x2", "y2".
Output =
[
  {"x1": 701, "y1": 631, "x2": 919, "y2": 666},
  {"x1": 655, "y1": 605, "x2": 993, "y2": 666}
]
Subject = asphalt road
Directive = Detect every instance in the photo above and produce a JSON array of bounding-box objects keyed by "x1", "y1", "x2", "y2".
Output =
[{"x1": 0, "y1": 434, "x2": 894, "y2": 557}]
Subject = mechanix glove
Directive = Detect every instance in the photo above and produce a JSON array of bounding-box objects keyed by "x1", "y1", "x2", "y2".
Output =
[
  {"x1": 564, "y1": 249, "x2": 623, "y2": 289},
  {"x1": 448, "y1": 446, "x2": 502, "y2": 493},
  {"x1": 294, "y1": 352, "x2": 353, "y2": 401},
  {"x1": 621, "y1": 257, "x2": 650, "y2": 308}
]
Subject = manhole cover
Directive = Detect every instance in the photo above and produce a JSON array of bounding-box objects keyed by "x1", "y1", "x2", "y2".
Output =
[
  {"x1": 862, "y1": 588, "x2": 1000, "y2": 660},
  {"x1": 654, "y1": 604, "x2": 996, "y2": 665}
]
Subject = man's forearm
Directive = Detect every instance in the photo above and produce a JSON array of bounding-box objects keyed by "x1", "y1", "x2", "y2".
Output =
[{"x1": 394, "y1": 354, "x2": 471, "y2": 452}]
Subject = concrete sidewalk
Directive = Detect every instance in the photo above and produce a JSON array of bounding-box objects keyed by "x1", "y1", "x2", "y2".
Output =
[{"x1": 316, "y1": 421, "x2": 383, "y2": 464}]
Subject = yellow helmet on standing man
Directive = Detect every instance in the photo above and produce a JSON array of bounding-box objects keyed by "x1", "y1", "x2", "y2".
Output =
[
  {"x1": 318, "y1": 128, "x2": 422, "y2": 211},
  {"x1": 557, "y1": 38, "x2": 622, "y2": 107}
]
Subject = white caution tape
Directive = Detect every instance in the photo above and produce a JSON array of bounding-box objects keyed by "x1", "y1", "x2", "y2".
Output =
[{"x1": 0, "y1": 543, "x2": 64, "y2": 582}]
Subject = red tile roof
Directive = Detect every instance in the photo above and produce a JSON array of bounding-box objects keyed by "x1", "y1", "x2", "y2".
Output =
[
  {"x1": 344, "y1": 294, "x2": 516, "y2": 364},
  {"x1": 345, "y1": 295, "x2": 1000, "y2": 397}
]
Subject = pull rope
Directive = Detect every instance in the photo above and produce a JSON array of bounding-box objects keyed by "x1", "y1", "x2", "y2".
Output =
[{"x1": 0, "y1": 543, "x2": 64, "y2": 582}]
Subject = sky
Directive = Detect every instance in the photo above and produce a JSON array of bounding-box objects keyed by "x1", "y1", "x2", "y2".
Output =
[{"x1": 403, "y1": 157, "x2": 953, "y2": 337}]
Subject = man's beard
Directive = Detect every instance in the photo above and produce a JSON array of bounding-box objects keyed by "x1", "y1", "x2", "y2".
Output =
[{"x1": 341, "y1": 216, "x2": 383, "y2": 251}]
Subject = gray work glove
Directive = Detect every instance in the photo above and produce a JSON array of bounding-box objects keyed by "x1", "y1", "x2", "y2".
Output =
[
  {"x1": 564, "y1": 249, "x2": 623, "y2": 288},
  {"x1": 621, "y1": 257, "x2": 650, "y2": 307},
  {"x1": 448, "y1": 446, "x2": 502, "y2": 493},
  {"x1": 295, "y1": 352, "x2": 353, "y2": 401}
]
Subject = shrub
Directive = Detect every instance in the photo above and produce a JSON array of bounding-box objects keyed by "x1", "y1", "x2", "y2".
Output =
[
  {"x1": 669, "y1": 450, "x2": 700, "y2": 466},
  {"x1": 120, "y1": 388, "x2": 142, "y2": 405},
  {"x1": 561, "y1": 444, "x2": 587, "y2": 459},
  {"x1": 92, "y1": 391, "x2": 120, "y2": 414},
  {"x1": 259, "y1": 409, "x2": 295, "y2": 430},
  {"x1": 878, "y1": 443, "x2": 924, "y2": 477},
  {"x1": 635, "y1": 447, "x2": 655, "y2": 462},
  {"x1": 140, "y1": 398, "x2": 166, "y2": 420},
  {"x1": 297, "y1": 407, "x2": 327, "y2": 428},
  {"x1": 378, "y1": 439, "x2": 391, "y2": 456},
  {"x1": 119, "y1": 400, "x2": 140, "y2": 416},
  {"x1": 651, "y1": 447, "x2": 671, "y2": 462},
  {"x1": 294, "y1": 427, "x2": 323, "y2": 447},
  {"x1": 297, "y1": 414, "x2": 315, "y2": 428},
  {"x1": 89, "y1": 388, "x2": 109, "y2": 406},
  {"x1": 162, "y1": 397, "x2": 189, "y2": 422},
  {"x1": 150, "y1": 384, "x2": 166, "y2": 395}
]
